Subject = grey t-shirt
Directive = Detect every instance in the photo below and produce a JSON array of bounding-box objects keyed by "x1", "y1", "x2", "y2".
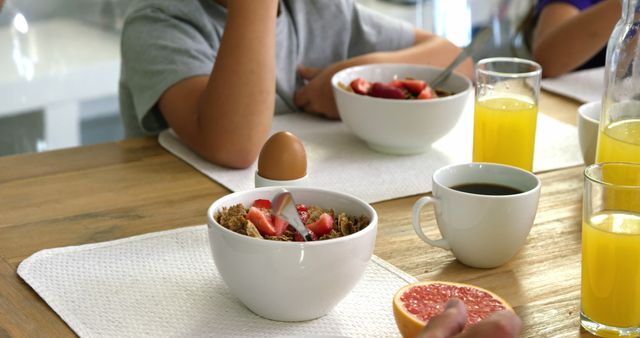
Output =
[{"x1": 119, "y1": 0, "x2": 415, "y2": 137}]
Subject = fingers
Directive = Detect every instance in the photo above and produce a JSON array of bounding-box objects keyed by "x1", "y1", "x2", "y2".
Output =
[
  {"x1": 294, "y1": 86, "x2": 322, "y2": 116},
  {"x1": 417, "y1": 299, "x2": 467, "y2": 338},
  {"x1": 297, "y1": 64, "x2": 321, "y2": 80},
  {"x1": 457, "y1": 310, "x2": 522, "y2": 338},
  {"x1": 293, "y1": 88, "x2": 319, "y2": 115},
  {"x1": 417, "y1": 302, "x2": 522, "y2": 338},
  {"x1": 294, "y1": 67, "x2": 341, "y2": 119},
  {"x1": 293, "y1": 86, "x2": 310, "y2": 108},
  {"x1": 298, "y1": 99, "x2": 341, "y2": 120}
]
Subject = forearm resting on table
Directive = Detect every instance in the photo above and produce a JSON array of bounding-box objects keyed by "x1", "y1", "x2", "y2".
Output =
[
  {"x1": 367, "y1": 30, "x2": 473, "y2": 80},
  {"x1": 533, "y1": 0, "x2": 620, "y2": 78},
  {"x1": 159, "y1": 0, "x2": 278, "y2": 169},
  {"x1": 293, "y1": 29, "x2": 472, "y2": 119}
]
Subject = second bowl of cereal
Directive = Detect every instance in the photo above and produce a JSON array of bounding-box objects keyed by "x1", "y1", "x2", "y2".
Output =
[
  {"x1": 207, "y1": 186, "x2": 377, "y2": 321},
  {"x1": 332, "y1": 63, "x2": 472, "y2": 155}
]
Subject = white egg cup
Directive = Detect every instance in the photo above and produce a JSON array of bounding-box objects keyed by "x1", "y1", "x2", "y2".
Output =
[{"x1": 254, "y1": 171, "x2": 308, "y2": 188}]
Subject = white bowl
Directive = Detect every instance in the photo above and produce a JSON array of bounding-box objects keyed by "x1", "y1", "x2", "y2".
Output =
[
  {"x1": 331, "y1": 63, "x2": 472, "y2": 155},
  {"x1": 577, "y1": 101, "x2": 601, "y2": 165},
  {"x1": 207, "y1": 187, "x2": 378, "y2": 321}
]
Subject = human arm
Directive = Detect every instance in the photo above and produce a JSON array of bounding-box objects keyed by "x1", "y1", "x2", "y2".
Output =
[
  {"x1": 532, "y1": 0, "x2": 620, "y2": 78},
  {"x1": 158, "y1": 0, "x2": 278, "y2": 168},
  {"x1": 294, "y1": 29, "x2": 473, "y2": 119},
  {"x1": 417, "y1": 299, "x2": 522, "y2": 338}
]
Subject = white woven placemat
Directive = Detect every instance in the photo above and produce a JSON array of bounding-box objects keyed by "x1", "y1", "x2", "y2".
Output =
[
  {"x1": 541, "y1": 67, "x2": 604, "y2": 103},
  {"x1": 159, "y1": 97, "x2": 582, "y2": 203},
  {"x1": 18, "y1": 225, "x2": 416, "y2": 338}
]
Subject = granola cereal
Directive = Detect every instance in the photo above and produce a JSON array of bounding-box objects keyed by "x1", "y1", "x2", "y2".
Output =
[{"x1": 214, "y1": 200, "x2": 370, "y2": 242}]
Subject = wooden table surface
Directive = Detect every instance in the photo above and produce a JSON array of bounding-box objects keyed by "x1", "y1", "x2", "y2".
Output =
[{"x1": 0, "y1": 91, "x2": 594, "y2": 337}]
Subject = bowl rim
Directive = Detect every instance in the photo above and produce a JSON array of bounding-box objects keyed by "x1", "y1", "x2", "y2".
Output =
[
  {"x1": 207, "y1": 186, "x2": 378, "y2": 247},
  {"x1": 331, "y1": 63, "x2": 472, "y2": 104},
  {"x1": 578, "y1": 101, "x2": 600, "y2": 124}
]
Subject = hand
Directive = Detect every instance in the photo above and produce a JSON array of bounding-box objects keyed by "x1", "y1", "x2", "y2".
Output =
[
  {"x1": 293, "y1": 64, "x2": 341, "y2": 119},
  {"x1": 417, "y1": 299, "x2": 522, "y2": 338}
]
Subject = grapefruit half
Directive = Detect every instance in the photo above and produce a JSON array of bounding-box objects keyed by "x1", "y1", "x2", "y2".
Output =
[{"x1": 392, "y1": 281, "x2": 512, "y2": 338}]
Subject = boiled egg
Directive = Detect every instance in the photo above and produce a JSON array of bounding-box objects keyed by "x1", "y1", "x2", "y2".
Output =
[{"x1": 257, "y1": 131, "x2": 307, "y2": 180}]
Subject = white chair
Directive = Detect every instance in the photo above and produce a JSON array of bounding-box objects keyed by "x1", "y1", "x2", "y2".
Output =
[{"x1": 0, "y1": 5, "x2": 121, "y2": 151}]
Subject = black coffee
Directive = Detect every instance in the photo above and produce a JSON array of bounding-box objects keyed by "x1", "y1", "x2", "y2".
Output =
[{"x1": 451, "y1": 183, "x2": 523, "y2": 196}]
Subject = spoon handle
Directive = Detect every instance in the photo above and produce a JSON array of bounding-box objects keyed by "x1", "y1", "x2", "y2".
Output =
[
  {"x1": 272, "y1": 189, "x2": 314, "y2": 242},
  {"x1": 430, "y1": 26, "x2": 493, "y2": 89}
]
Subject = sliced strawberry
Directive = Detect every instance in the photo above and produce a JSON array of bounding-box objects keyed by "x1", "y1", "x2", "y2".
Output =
[
  {"x1": 417, "y1": 86, "x2": 435, "y2": 100},
  {"x1": 369, "y1": 82, "x2": 405, "y2": 100},
  {"x1": 350, "y1": 78, "x2": 371, "y2": 95},
  {"x1": 246, "y1": 206, "x2": 277, "y2": 236},
  {"x1": 272, "y1": 215, "x2": 289, "y2": 236},
  {"x1": 298, "y1": 210, "x2": 310, "y2": 224},
  {"x1": 252, "y1": 199, "x2": 272, "y2": 210},
  {"x1": 399, "y1": 79, "x2": 427, "y2": 95},
  {"x1": 388, "y1": 79, "x2": 404, "y2": 89},
  {"x1": 306, "y1": 213, "x2": 334, "y2": 237},
  {"x1": 294, "y1": 204, "x2": 310, "y2": 224}
]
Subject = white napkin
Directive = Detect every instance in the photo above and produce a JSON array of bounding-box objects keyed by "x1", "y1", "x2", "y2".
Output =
[
  {"x1": 159, "y1": 99, "x2": 582, "y2": 203},
  {"x1": 541, "y1": 67, "x2": 605, "y2": 103},
  {"x1": 18, "y1": 225, "x2": 416, "y2": 338}
]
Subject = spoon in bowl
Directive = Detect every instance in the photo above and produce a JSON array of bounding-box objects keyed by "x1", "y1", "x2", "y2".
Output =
[
  {"x1": 272, "y1": 188, "x2": 314, "y2": 242},
  {"x1": 429, "y1": 26, "x2": 493, "y2": 89}
]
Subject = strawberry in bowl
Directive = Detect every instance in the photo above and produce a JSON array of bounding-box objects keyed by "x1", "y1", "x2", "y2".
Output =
[{"x1": 345, "y1": 77, "x2": 436, "y2": 100}]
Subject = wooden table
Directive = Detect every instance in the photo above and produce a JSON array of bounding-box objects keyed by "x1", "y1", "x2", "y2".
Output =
[{"x1": 0, "y1": 92, "x2": 594, "y2": 337}]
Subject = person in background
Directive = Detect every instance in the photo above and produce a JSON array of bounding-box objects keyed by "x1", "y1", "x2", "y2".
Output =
[
  {"x1": 417, "y1": 299, "x2": 522, "y2": 338},
  {"x1": 520, "y1": 0, "x2": 620, "y2": 78},
  {"x1": 119, "y1": 0, "x2": 473, "y2": 169}
]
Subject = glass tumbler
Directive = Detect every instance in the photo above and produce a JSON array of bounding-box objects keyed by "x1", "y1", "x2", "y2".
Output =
[
  {"x1": 472, "y1": 57, "x2": 542, "y2": 171},
  {"x1": 581, "y1": 162, "x2": 640, "y2": 337}
]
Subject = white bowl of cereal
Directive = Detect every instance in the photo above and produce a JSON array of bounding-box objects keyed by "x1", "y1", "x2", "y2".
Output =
[
  {"x1": 332, "y1": 63, "x2": 472, "y2": 155},
  {"x1": 207, "y1": 186, "x2": 378, "y2": 322}
]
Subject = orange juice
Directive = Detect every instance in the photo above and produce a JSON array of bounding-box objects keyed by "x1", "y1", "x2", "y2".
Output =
[
  {"x1": 596, "y1": 120, "x2": 640, "y2": 212},
  {"x1": 473, "y1": 96, "x2": 538, "y2": 171},
  {"x1": 596, "y1": 119, "x2": 640, "y2": 163},
  {"x1": 582, "y1": 211, "x2": 640, "y2": 328}
]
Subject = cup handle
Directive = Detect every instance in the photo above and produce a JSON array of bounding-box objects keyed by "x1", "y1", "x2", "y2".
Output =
[{"x1": 412, "y1": 196, "x2": 450, "y2": 250}]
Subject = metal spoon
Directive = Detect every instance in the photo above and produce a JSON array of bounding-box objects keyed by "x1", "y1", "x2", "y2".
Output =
[
  {"x1": 429, "y1": 26, "x2": 493, "y2": 89},
  {"x1": 272, "y1": 188, "x2": 314, "y2": 242}
]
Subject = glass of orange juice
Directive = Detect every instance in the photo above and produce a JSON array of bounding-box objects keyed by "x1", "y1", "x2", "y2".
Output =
[
  {"x1": 581, "y1": 162, "x2": 640, "y2": 337},
  {"x1": 472, "y1": 57, "x2": 542, "y2": 171}
]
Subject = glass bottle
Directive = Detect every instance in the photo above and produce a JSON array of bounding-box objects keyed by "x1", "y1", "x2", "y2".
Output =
[{"x1": 596, "y1": 0, "x2": 640, "y2": 163}]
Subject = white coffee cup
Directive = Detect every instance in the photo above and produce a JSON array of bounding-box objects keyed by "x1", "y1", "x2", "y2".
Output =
[
  {"x1": 577, "y1": 101, "x2": 601, "y2": 165},
  {"x1": 412, "y1": 163, "x2": 541, "y2": 268}
]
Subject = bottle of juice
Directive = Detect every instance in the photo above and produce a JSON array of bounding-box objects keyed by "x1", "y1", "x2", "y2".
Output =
[
  {"x1": 582, "y1": 3, "x2": 640, "y2": 335},
  {"x1": 596, "y1": 0, "x2": 640, "y2": 165},
  {"x1": 596, "y1": 0, "x2": 640, "y2": 213}
]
